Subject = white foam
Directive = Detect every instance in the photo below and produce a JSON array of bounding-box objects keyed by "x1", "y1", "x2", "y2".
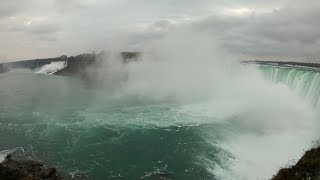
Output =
[
  {"x1": 36, "y1": 61, "x2": 67, "y2": 75},
  {"x1": 0, "y1": 148, "x2": 19, "y2": 163},
  {"x1": 53, "y1": 30, "x2": 319, "y2": 179},
  {"x1": 113, "y1": 31, "x2": 319, "y2": 179}
]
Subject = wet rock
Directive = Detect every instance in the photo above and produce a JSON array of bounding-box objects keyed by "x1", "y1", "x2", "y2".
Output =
[
  {"x1": 41, "y1": 168, "x2": 56, "y2": 178},
  {"x1": 272, "y1": 147, "x2": 320, "y2": 180},
  {"x1": 0, "y1": 155, "x2": 63, "y2": 180}
]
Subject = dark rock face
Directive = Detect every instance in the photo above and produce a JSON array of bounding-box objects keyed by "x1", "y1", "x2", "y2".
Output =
[
  {"x1": 242, "y1": 60, "x2": 320, "y2": 69},
  {"x1": 1, "y1": 51, "x2": 140, "y2": 78},
  {"x1": 0, "y1": 155, "x2": 63, "y2": 180},
  {"x1": 0, "y1": 64, "x2": 10, "y2": 74},
  {"x1": 54, "y1": 52, "x2": 140, "y2": 84},
  {"x1": 272, "y1": 147, "x2": 320, "y2": 180},
  {"x1": 4, "y1": 56, "x2": 68, "y2": 70},
  {"x1": 54, "y1": 52, "x2": 140, "y2": 76},
  {"x1": 121, "y1": 52, "x2": 141, "y2": 63},
  {"x1": 53, "y1": 53, "x2": 97, "y2": 77}
]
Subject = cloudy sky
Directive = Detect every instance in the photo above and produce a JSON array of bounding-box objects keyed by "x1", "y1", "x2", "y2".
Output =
[{"x1": 0, "y1": 0, "x2": 319, "y2": 62}]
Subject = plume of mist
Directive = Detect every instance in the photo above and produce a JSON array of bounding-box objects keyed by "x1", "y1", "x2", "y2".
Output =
[
  {"x1": 92, "y1": 26, "x2": 318, "y2": 133},
  {"x1": 88, "y1": 26, "x2": 319, "y2": 179},
  {"x1": 123, "y1": 28, "x2": 319, "y2": 179},
  {"x1": 119, "y1": 29, "x2": 240, "y2": 101}
]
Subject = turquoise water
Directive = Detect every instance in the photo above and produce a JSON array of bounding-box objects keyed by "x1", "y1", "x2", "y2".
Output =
[
  {"x1": 0, "y1": 71, "x2": 229, "y2": 179},
  {"x1": 0, "y1": 65, "x2": 319, "y2": 179}
]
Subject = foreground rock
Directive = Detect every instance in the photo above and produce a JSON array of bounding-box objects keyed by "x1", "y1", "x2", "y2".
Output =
[
  {"x1": 272, "y1": 147, "x2": 320, "y2": 180},
  {"x1": 0, "y1": 155, "x2": 63, "y2": 180}
]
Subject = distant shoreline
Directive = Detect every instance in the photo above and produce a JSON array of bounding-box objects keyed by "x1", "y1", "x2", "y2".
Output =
[{"x1": 242, "y1": 60, "x2": 320, "y2": 69}]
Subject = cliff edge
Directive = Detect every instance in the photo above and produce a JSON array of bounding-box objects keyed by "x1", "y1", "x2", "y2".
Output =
[{"x1": 272, "y1": 146, "x2": 320, "y2": 180}]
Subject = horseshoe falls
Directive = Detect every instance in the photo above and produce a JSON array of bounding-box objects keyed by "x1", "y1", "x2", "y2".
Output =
[
  {"x1": 259, "y1": 65, "x2": 320, "y2": 109},
  {"x1": 0, "y1": 61, "x2": 319, "y2": 180}
]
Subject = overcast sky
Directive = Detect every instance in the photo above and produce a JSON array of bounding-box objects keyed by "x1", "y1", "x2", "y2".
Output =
[{"x1": 0, "y1": 0, "x2": 319, "y2": 62}]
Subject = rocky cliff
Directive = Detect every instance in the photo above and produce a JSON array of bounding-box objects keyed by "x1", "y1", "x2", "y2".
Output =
[
  {"x1": 0, "y1": 52, "x2": 140, "y2": 77},
  {"x1": 272, "y1": 146, "x2": 320, "y2": 180}
]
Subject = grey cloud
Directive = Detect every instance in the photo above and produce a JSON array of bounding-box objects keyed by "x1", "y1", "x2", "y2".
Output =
[
  {"x1": 0, "y1": 0, "x2": 49, "y2": 18},
  {"x1": 0, "y1": 0, "x2": 25, "y2": 18},
  {"x1": 180, "y1": 1, "x2": 320, "y2": 61},
  {"x1": 27, "y1": 22, "x2": 60, "y2": 35},
  {"x1": 0, "y1": 0, "x2": 320, "y2": 62},
  {"x1": 53, "y1": 0, "x2": 90, "y2": 13},
  {"x1": 5, "y1": 20, "x2": 61, "y2": 37}
]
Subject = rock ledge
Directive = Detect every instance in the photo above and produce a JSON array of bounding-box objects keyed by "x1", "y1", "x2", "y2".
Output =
[{"x1": 0, "y1": 154, "x2": 62, "y2": 180}]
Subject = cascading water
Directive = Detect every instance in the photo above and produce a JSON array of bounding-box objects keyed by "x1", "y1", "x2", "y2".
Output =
[
  {"x1": 0, "y1": 31, "x2": 319, "y2": 179},
  {"x1": 0, "y1": 62, "x2": 318, "y2": 180},
  {"x1": 259, "y1": 65, "x2": 320, "y2": 109},
  {"x1": 36, "y1": 61, "x2": 67, "y2": 75}
]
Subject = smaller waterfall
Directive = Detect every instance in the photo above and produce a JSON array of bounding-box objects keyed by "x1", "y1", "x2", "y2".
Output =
[
  {"x1": 259, "y1": 65, "x2": 320, "y2": 108},
  {"x1": 36, "y1": 61, "x2": 67, "y2": 75}
]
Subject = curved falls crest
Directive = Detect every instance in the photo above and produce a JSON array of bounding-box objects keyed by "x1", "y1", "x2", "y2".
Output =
[
  {"x1": 0, "y1": 62, "x2": 320, "y2": 180},
  {"x1": 1, "y1": 29, "x2": 320, "y2": 179},
  {"x1": 259, "y1": 65, "x2": 320, "y2": 109}
]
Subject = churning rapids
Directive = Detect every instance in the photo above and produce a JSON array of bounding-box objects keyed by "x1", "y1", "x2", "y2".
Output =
[
  {"x1": 1, "y1": 30, "x2": 320, "y2": 179},
  {"x1": 0, "y1": 60, "x2": 319, "y2": 180}
]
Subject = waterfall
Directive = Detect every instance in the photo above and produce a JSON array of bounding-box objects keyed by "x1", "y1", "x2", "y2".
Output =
[
  {"x1": 35, "y1": 61, "x2": 67, "y2": 75},
  {"x1": 259, "y1": 65, "x2": 320, "y2": 108}
]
